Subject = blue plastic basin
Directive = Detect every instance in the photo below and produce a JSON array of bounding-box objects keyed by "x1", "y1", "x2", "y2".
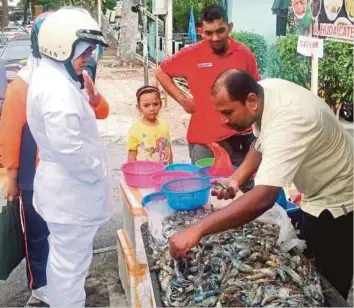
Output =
[
  {"x1": 161, "y1": 177, "x2": 211, "y2": 211},
  {"x1": 165, "y1": 163, "x2": 200, "y2": 173}
]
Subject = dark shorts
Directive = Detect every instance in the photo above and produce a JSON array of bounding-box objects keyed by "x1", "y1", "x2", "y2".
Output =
[
  {"x1": 188, "y1": 132, "x2": 256, "y2": 192},
  {"x1": 299, "y1": 209, "x2": 353, "y2": 300}
]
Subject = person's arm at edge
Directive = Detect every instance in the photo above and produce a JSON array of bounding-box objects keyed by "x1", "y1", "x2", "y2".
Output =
[
  {"x1": 169, "y1": 147, "x2": 173, "y2": 164},
  {"x1": 127, "y1": 150, "x2": 137, "y2": 162},
  {"x1": 155, "y1": 46, "x2": 195, "y2": 113},
  {"x1": 0, "y1": 77, "x2": 27, "y2": 170},
  {"x1": 90, "y1": 93, "x2": 109, "y2": 119},
  {"x1": 195, "y1": 185, "x2": 279, "y2": 236},
  {"x1": 0, "y1": 77, "x2": 29, "y2": 200},
  {"x1": 212, "y1": 142, "x2": 262, "y2": 199},
  {"x1": 167, "y1": 123, "x2": 173, "y2": 164},
  {"x1": 127, "y1": 126, "x2": 139, "y2": 162},
  {"x1": 155, "y1": 66, "x2": 188, "y2": 108}
]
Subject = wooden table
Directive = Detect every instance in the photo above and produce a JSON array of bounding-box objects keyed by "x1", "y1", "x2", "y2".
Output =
[{"x1": 117, "y1": 177, "x2": 157, "y2": 308}]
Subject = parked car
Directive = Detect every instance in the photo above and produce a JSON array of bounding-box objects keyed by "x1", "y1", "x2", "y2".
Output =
[
  {"x1": 1, "y1": 26, "x2": 27, "y2": 40},
  {"x1": 339, "y1": 102, "x2": 353, "y2": 122},
  {"x1": 0, "y1": 35, "x2": 31, "y2": 83},
  {"x1": 0, "y1": 32, "x2": 8, "y2": 51}
]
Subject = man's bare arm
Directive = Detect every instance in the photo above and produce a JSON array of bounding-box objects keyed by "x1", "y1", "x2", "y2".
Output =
[
  {"x1": 197, "y1": 186, "x2": 279, "y2": 236},
  {"x1": 155, "y1": 66, "x2": 187, "y2": 106},
  {"x1": 155, "y1": 66, "x2": 196, "y2": 114},
  {"x1": 212, "y1": 142, "x2": 262, "y2": 199},
  {"x1": 169, "y1": 185, "x2": 280, "y2": 258}
]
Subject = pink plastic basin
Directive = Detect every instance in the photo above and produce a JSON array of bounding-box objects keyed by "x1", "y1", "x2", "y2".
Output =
[
  {"x1": 121, "y1": 161, "x2": 165, "y2": 188},
  {"x1": 151, "y1": 171, "x2": 195, "y2": 191}
]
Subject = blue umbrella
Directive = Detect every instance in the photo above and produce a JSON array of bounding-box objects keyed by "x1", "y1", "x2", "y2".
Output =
[{"x1": 188, "y1": 7, "x2": 197, "y2": 44}]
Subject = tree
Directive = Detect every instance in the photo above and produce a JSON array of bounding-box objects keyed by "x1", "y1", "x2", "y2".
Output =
[
  {"x1": 103, "y1": 0, "x2": 116, "y2": 14},
  {"x1": 116, "y1": 0, "x2": 139, "y2": 67},
  {"x1": 173, "y1": 0, "x2": 224, "y2": 32},
  {"x1": 2, "y1": 0, "x2": 9, "y2": 28},
  {"x1": 31, "y1": 0, "x2": 60, "y2": 11}
]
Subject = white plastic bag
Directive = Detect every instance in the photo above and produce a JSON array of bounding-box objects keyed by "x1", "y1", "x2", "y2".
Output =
[
  {"x1": 256, "y1": 204, "x2": 306, "y2": 253},
  {"x1": 145, "y1": 199, "x2": 175, "y2": 245}
]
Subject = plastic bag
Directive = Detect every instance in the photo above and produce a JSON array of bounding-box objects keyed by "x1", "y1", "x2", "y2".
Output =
[
  {"x1": 208, "y1": 143, "x2": 234, "y2": 177},
  {"x1": 256, "y1": 204, "x2": 306, "y2": 253},
  {"x1": 145, "y1": 199, "x2": 175, "y2": 245},
  {"x1": 0, "y1": 199, "x2": 25, "y2": 280}
]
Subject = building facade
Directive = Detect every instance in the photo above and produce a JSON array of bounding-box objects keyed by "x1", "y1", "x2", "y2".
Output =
[{"x1": 226, "y1": 0, "x2": 278, "y2": 44}]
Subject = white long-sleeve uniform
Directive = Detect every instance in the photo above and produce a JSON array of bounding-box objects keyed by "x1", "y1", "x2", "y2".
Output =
[
  {"x1": 27, "y1": 58, "x2": 112, "y2": 226},
  {"x1": 27, "y1": 57, "x2": 112, "y2": 307}
]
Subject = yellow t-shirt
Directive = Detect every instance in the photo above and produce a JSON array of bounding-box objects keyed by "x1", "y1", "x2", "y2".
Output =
[{"x1": 127, "y1": 119, "x2": 172, "y2": 164}]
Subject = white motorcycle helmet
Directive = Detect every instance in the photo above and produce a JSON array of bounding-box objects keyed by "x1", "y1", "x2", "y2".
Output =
[{"x1": 38, "y1": 7, "x2": 107, "y2": 63}]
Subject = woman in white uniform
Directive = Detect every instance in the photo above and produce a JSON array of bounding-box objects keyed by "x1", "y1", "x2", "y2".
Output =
[{"x1": 26, "y1": 8, "x2": 112, "y2": 307}]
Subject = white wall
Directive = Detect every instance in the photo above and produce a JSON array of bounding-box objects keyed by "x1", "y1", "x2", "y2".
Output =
[{"x1": 228, "y1": 0, "x2": 278, "y2": 44}]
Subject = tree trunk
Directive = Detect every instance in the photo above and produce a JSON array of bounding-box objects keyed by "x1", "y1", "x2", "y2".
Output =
[
  {"x1": 30, "y1": 0, "x2": 35, "y2": 19},
  {"x1": 22, "y1": 0, "x2": 30, "y2": 26},
  {"x1": 101, "y1": 10, "x2": 118, "y2": 46},
  {"x1": 2, "y1": 0, "x2": 9, "y2": 28},
  {"x1": 116, "y1": 0, "x2": 139, "y2": 67},
  {"x1": 23, "y1": 0, "x2": 30, "y2": 25}
]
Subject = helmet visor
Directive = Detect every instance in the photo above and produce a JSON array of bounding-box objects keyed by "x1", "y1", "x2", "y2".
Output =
[{"x1": 76, "y1": 29, "x2": 108, "y2": 47}]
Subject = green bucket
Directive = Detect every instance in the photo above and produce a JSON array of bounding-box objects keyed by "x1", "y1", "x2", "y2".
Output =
[{"x1": 195, "y1": 157, "x2": 214, "y2": 168}]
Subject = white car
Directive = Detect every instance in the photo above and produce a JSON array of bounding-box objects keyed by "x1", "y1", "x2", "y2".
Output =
[{"x1": 2, "y1": 26, "x2": 27, "y2": 40}]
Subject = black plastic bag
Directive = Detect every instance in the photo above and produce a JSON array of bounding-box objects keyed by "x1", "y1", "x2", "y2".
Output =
[{"x1": 0, "y1": 199, "x2": 25, "y2": 280}]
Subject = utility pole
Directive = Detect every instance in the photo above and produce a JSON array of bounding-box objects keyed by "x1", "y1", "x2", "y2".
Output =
[
  {"x1": 142, "y1": 0, "x2": 149, "y2": 85},
  {"x1": 97, "y1": 0, "x2": 102, "y2": 27},
  {"x1": 2, "y1": 0, "x2": 9, "y2": 28},
  {"x1": 165, "y1": 0, "x2": 173, "y2": 56},
  {"x1": 155, "y1": 15, "x2": 159, "y2": 69}
]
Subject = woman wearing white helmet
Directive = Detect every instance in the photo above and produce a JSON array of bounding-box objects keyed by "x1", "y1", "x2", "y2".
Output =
[{"x1": 26, "y1": 8, "x2": 111, "y2": 307}]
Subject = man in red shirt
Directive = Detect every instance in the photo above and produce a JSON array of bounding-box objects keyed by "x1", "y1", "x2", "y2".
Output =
[{"x1": 155, "y1": 5, "x2": 259, "y2": 191}]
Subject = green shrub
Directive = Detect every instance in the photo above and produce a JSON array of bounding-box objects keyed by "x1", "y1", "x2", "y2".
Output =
[
  {"x1": 171, "y1": 0, "x2": 225, "y2": 32},
  {"x1": 231, "y1": 31, "x2": 268, "y2": 75},
  {"x1": 318, "y1": 41, "x2": 353, "y2": 108},
  {"x1": 267, "y1": 35, "x2": 311, "y2": 88},
  {"x1": 266, "y1": 35, "x2": 353, "y2": 110}
]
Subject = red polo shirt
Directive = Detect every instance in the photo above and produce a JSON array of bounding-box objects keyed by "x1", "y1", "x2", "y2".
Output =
[{"x1": 160, "y1": 38, "x2": 260, "y2": 144}]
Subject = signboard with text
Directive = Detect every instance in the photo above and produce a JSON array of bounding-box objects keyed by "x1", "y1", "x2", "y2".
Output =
[
  {"x1": 291, "y1": 0, "x2": 354, "y2": 43},
  {"x1": 297, "y1": 35, "x2": 324, "y2": 57}
]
